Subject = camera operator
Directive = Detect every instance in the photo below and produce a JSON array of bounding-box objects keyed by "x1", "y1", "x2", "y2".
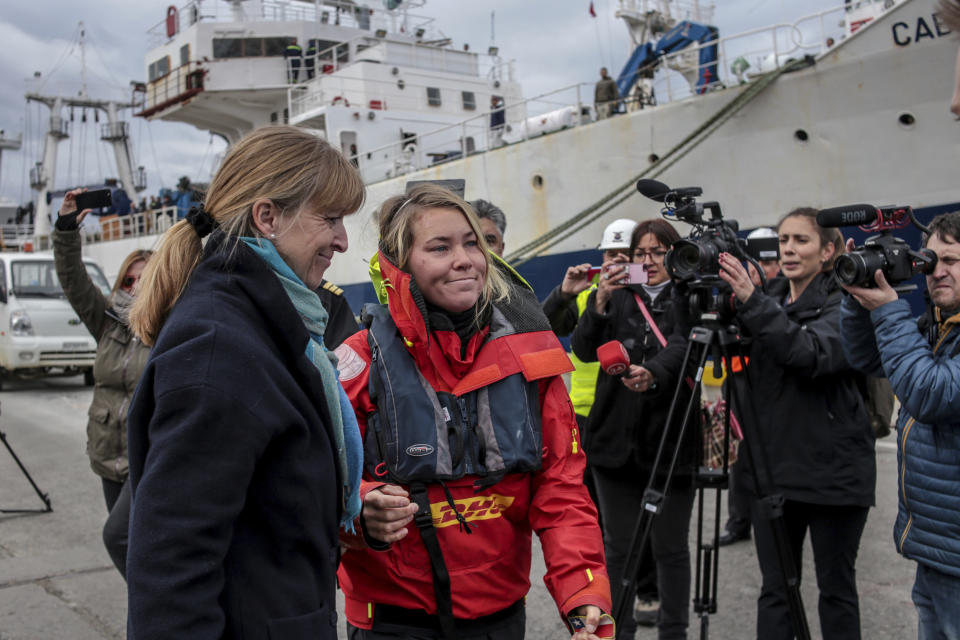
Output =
[
  {"x1": 717, "y1": 207, "x2": 876, "y2": 640},
  {"x1": 839, "y1": 210, "x2": 960, "y2": 639},
  {"x1": 571, "y1": 219, "x2": 695, "y2": 640}
]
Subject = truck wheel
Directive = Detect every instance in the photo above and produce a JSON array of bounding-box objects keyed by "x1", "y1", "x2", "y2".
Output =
[{"x1": 83, "y1": 369, "x2": 95, "y2": 387}]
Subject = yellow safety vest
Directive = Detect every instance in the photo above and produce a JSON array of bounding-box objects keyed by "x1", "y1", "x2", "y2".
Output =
[{"x1": 569, "y1": 286, "x2": 600, "y2": 417}]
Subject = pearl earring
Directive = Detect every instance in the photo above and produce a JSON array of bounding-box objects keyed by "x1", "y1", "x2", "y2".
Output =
[{"x1": 270, "y1": 233, "x2": 276, "y2": 239}]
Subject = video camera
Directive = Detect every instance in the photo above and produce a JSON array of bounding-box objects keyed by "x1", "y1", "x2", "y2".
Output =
[
  {"x1": 637, "y1": 179, "x2": 765, "y2": 321},
  {"x1": 636, "y1": 179, "x2": 746, "y2": 286},
  {"x1": 815, "y1": 204, "x2": 937, "y2": 292}
]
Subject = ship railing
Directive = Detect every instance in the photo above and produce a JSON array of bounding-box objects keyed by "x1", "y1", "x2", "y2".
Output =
[
  {"x1": 289, "y1": 59, "x2": 518, "y2": 121},
  {"x1": 298, "y1": 35, "x2": 510, "y2": 86},
  {"x1": 617, "y1": 0, "x2": 716, "y2": 26},
  {"x1": 621, "y1": 5, "x2": 848, "y2": 105},
  {"x1": 0, "y1": 224, "x2": 36, "y2": 251},
  {"x1": 349, "y1": 82, "x2": 597, "y2": 183},
  {"x1": 147, "y1": 0, "x2": 438, "y2": 48},
  {"x1": 27, "y1": 206, "x2": 182, "y2": 248},
  {"x1": 141, "y1": 62, "x2": 206, "y2": 115}
]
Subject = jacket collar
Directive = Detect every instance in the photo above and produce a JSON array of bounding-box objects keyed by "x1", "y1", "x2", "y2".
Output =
[{"x1": 767, "y1": 272, "x2": 836, "y2": 316}]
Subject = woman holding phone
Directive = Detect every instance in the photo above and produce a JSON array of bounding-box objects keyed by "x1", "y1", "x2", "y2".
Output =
[
  {"x1": 571, "y1": 218, "x2": 696, "y2": 640},
  {"x1": 53, "y1": 189, "x2": 152, "y2": 578}
]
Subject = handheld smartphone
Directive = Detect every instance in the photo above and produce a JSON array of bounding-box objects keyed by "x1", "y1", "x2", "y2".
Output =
[
  {"x1": 405, "y1": 179, "x2": 466, "y2": 198},
  {"x1": 74, "y1": 189, "x2": 112, "y2": 212},
  {"x1": 599, "y1": 263, "x2": 648, "y2": 284}
]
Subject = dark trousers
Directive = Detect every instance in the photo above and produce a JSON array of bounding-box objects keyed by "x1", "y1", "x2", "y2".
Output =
[
  {"x1": 751, "y1": 499, "x2": 869, "y2": 640},
  {"x1": 723, "y1": 457, "x2": 752, "y2": 536},
  {"x1": 100, "y1": 477, "x2": 129, "y2": 579},
  {"x1": 347, "y1": 605, "x2": 525, "y2": 639},
  {"x1": 593, "y1": 466, "x2": 694, "y2": 639}
]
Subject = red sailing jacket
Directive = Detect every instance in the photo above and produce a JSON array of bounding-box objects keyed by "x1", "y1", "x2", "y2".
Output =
[{"x1": 335, "y1": 254, "x2": 611, "y2": 629}]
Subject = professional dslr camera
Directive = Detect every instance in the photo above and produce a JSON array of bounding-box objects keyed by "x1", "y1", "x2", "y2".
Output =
[{"x1": 816, "y1": 204, "x2": 937, "y2": 291}]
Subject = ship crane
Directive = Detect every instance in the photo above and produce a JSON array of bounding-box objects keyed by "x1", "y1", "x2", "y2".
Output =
[{"x1": 26, "y1": 22, "x2": 144, "y2": 237}]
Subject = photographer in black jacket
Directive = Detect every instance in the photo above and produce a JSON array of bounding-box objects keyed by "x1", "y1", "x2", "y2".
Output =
[
  {"x1": 717, "y1": 207, "x2": 875, "y2": 640},
  {"x1": 571, "y1": 219, "x2": 695, "y2": 640}
]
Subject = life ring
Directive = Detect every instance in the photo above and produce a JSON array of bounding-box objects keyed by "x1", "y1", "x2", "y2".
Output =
[{"x1": 331, "y1": 95, "x2": 350, "y2": 107}]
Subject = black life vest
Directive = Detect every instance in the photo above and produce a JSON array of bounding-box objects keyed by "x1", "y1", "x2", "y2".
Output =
[{"x1": 362, "y1": 303, "x2": 547, "y2": 488}]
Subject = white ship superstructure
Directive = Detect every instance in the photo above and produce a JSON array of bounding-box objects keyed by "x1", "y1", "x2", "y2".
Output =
[{"x1": 12, "y1": 0, "x2": 960, "y2": 310}]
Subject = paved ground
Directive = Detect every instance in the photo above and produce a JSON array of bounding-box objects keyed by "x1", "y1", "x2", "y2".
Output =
[{"x1": 0, "y1": 376, "x2": 917, "y2": 639}]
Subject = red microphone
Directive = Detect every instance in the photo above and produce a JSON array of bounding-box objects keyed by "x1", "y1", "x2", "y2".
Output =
[{"x1": 597, "y1": 340, "x2": 630, "y2": 376}]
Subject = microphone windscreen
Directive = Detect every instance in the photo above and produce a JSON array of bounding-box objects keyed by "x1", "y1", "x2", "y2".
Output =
[
  {"x1": 597, "y1": 340, "x2": 630, "y2": 376},
  {"x1": 816, "y1": 205, "x2": 878, "y2": 228},
  {"x1": 636, "y1": 179, "x2": 671, "y2": 202}
]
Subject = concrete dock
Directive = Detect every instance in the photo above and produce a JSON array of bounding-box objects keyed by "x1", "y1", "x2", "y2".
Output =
[{"x1": 0, "y1": 376, "x2": 916, "y2": 639}]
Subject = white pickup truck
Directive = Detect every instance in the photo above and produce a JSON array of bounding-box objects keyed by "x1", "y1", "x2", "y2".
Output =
[{"x1": 0, "y1": 251, "x2": 111, "y2": 390}]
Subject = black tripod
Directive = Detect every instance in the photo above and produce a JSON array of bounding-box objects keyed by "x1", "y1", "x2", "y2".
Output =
[
  {"x1": 0, "y1": 402, "x2": 52, "y2": 514},
  {"x1": 610, "y1": 315, "x2": 810, "y2": 640}
]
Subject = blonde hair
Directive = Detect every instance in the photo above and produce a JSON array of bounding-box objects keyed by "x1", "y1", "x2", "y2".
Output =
[
  {"x1": 130, "y1": 125, "x2": 365, "y2": 345},
  {"x1": 377, "y1": 183, "x2": 510, "y2": 314},
  {"x1": 112, "y1": 249, "x2": 153, "y2": 295}
]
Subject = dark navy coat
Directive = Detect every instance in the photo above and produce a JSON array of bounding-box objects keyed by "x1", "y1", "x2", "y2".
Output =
[
  {"x1": 127, "y1": 233, "x2": 342, "y2": 640},
  {"x1": 736, "y1": 273, "x2": 876, "y2": 507},
  {"x1": 842, "y1": 296, "x2": 960, "y2": 577}
]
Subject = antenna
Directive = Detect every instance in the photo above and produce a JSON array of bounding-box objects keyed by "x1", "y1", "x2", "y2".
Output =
[
  {"x1": 490, "y1": 10, "x2": 495, "y2": 46},
  {"x1": 79, "y1": 21, "x2": 88, "y2": 99}
]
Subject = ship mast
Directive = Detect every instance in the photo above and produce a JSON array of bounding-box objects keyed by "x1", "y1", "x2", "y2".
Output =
[{"x1": 26, "y1": 22, "x2": 143, "y2": 236}]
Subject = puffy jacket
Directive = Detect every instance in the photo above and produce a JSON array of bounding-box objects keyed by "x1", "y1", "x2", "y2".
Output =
[
  {"x1": 570, "y1": 283, "x2": 696, "y2": 475},
  {"x1": 53, "y1": 229, "x2": 150, "y2": 482},
  {"x1": 335, "y1": 253, "x2": 611, "y2": 629},
  {"x1": 542, "y1": 284, "x2": 600, "y2": 417},
  {"x1": 841, "y1": 296, "x2": 960, "y2": 577},
  {"x1": 736, "y1": 273, "x2": 875, "y2": 506}
]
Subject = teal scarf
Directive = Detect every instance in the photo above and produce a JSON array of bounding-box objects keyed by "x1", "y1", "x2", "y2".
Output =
[{"x1": 242, "y1": 237, "x2": 362, "y2": 531}]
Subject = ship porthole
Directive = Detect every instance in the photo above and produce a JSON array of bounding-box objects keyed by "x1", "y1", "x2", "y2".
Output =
[
  {"x1": 648, "y1": 153, "x2": 660, "y2": 163},
  {"x1": 794, "y1": 129, "x2": 809, "y2": 142},
  {"x1": 532, "y1": 174, "x2": 544, "y2": 189},
  {"x1": 898, "y1": 112, "x2": 916, "y2": 128}
]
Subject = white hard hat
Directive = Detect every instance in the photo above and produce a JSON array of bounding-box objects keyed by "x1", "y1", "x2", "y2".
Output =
[
  {"x1": 746, "y1": 227, "x2": 776, "y2": 239},
  {"x1": 598, "y1": 218, "x2": 637, "y2": 250}
]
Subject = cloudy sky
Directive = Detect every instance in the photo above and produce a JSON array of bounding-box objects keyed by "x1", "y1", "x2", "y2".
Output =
[{"x1": 0, "y1": 0, "x2": 839, "y2": 206}]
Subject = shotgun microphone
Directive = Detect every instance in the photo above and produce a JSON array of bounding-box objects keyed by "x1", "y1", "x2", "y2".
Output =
[{"x1": 815, "y1": 204, "x2": 878, "y2": 228}]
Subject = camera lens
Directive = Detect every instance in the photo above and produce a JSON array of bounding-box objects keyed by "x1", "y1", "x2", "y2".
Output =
[
  {"x1": 666, "y1": 240, "x2": 702, "y2": 280},
  {"x1": 834, "y1": 254, "x2": 866, "y2": 285}
]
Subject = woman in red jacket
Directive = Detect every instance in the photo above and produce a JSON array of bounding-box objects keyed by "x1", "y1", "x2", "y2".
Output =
[{"x1": 334, "y1": 184, "x2": 611, "y2": 639}]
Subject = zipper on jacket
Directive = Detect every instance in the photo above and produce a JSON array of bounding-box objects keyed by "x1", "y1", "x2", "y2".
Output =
[
  {"x1": 457, "y1": 396, "x2": 477, "y2": 474},
  {"x1": 897, "y1": 416, "x2": 916, "y2": 553}
]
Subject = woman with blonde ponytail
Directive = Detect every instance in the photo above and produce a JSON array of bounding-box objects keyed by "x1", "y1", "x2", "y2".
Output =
[{"x1": 126, "y1": 126, "x2": 365, "y2": 640}]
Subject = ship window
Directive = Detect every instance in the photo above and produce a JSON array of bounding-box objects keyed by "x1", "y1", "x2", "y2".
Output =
[
  {"x1": 462, "y1": 91, "x2": 476, "y2": 111},
  {"x1": 264, "y1": 37, "x2": 289, "y2": 56},
  {"x1": 427, "y1": 87, "x2": 442, "y2": 107},
  {"x1": 148, "y1": 56, "x2": 171, "y2": 81},
  {"x1": 243, "y1": 38, "x2": 264, "y2": 56},
  {"x1": 180, "y1": 44, "x2": 190, "y2": 67},
  {"x1": 213, "y1": 38, "x2": 244, "y2": 59}
]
